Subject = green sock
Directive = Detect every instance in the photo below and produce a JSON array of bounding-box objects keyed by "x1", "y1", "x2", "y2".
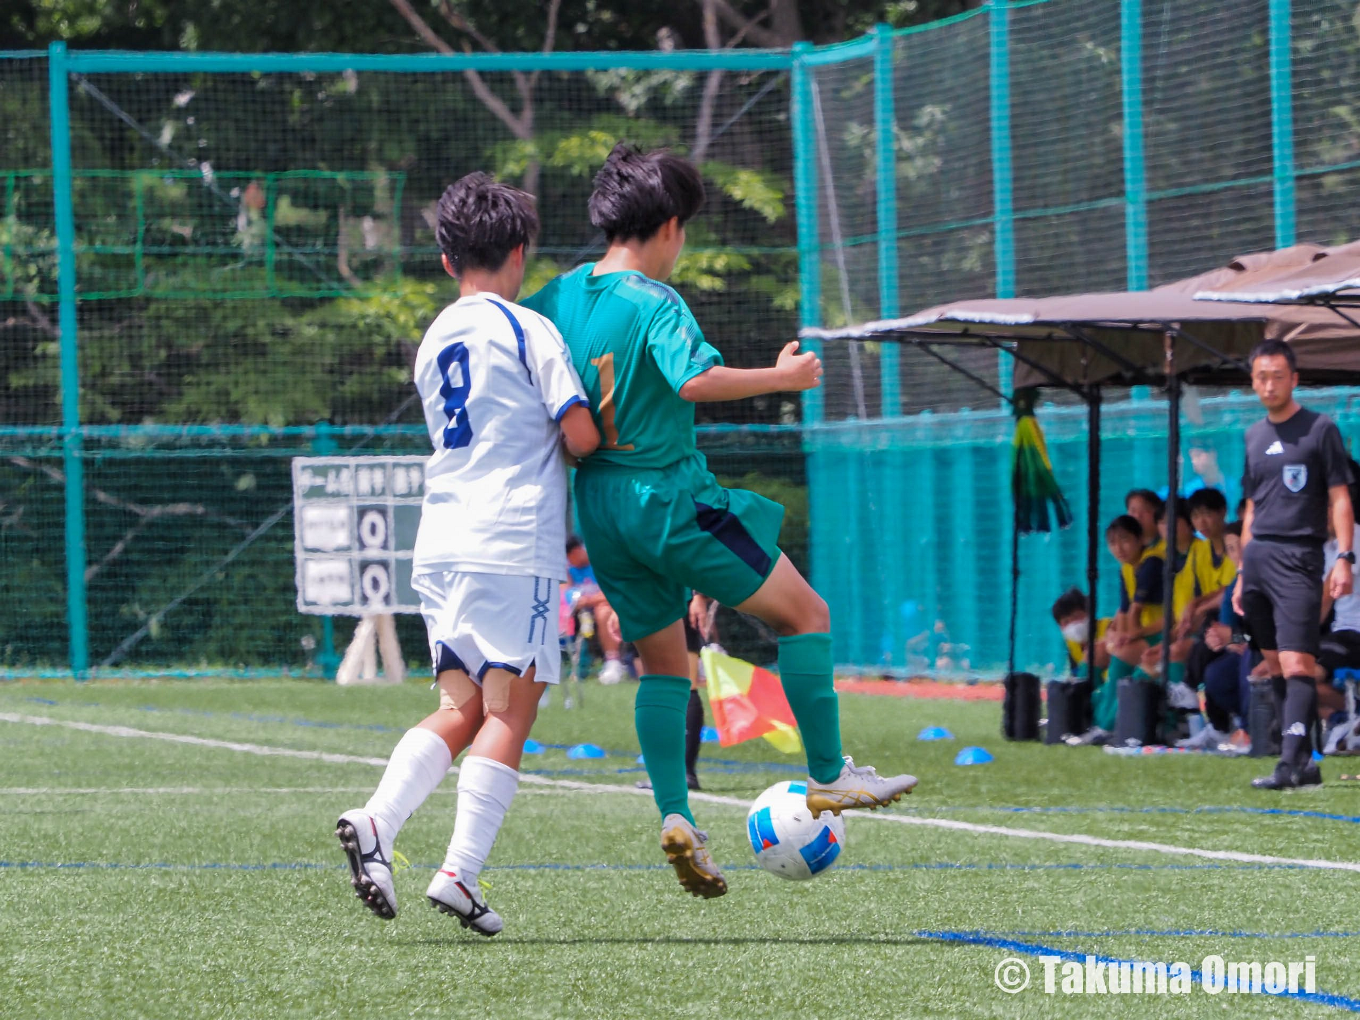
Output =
[
  {"x1": 1092, "y1": 678, "x2": 1118, "y2": 731},
  {"x1": 777, "y1": 633, "x2": 844, "y2": 784},
  {"x1": 635, "y1": 675, "x2": 693, "y2": 824},
  {"x1": 1167, "y1": 661, "x2": 1186, "y2": 686},
  {"x1": 1108, "y1": 656, "x2": 1135, "y2": 683}
]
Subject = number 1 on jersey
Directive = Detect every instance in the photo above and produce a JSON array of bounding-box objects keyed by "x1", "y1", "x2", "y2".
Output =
[{"x1": 590, "y1": 352, "x2": 634, "y2": 451}]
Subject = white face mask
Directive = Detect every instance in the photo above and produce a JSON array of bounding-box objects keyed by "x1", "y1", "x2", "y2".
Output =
[{"x1": 1061, "y1": 619, "x2": 1090, "y2": 645}]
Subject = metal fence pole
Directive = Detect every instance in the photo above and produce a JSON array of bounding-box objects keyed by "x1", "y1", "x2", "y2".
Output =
[
  {"x1": 873, "y1": 23, "x2": 901, "y2": 418},
  {"x1": 48, "y1": 41, "x2": 89, "y2": 675},
  {"x1": 988, "y1": 0, "x2": 1015, "y2": 401},
  {"x1": 1269, "y1": 0, "x2": 1296, "y2": 248},
  {"x1": 1121, "y1": 0, "x2": 1148, "y2": 290},
  {"x1": 792, "y1": 41, "x2": 823, "y2": 424}
]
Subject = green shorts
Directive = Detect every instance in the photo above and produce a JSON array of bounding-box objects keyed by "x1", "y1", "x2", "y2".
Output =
[{"x1": 574, "y1": 455, "x2": 784, "y2": 641}]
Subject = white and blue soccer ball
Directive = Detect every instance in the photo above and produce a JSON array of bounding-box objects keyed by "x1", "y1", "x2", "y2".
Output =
[{"x1": 746, "y1": 780, "x2": 846, "y2": 881}]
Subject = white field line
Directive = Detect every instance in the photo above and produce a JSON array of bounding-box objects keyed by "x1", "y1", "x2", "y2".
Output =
[
  {"x1": 0, "y1": 787, "x2": 384, "y2": 796},
  {"x1": 0, "y1": 786, "x2": 578, "y2": 797},
  {"x1": 6, "y1": 711, "x2": 1360, "y2": 874}
]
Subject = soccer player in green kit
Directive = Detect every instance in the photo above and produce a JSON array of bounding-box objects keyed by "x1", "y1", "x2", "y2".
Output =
[{"x1": 524, "y1": 144, "x2": 918, "y2": 898}]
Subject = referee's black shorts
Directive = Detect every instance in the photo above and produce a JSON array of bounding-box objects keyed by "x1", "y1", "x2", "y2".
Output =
[{"x1": 1240, "y1": 537, "x2": 1325, "y2": 657}]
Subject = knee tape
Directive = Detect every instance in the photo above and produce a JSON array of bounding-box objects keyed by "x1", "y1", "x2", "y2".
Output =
[
  {"x1": 437, "y1": 670, "x2": 479, "y2": 711},
  {"x1": 480, "y1": 670, "x2": 513, "y2": 714}
]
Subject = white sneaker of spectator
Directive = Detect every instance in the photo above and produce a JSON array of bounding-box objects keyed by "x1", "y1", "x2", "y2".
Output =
[
  {"x1": 1175, "y1": 723, "x2": 1230, "y2": 750},
  {"x1": 1165, "y1": 681, "x2": 1201, "y2": 711},
  {"x1": 598, "y1": 658, "x2": 628, "y2": 685}
]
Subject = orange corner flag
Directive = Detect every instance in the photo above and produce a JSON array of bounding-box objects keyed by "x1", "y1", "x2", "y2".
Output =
[{"x1": 700, "y1": 647, "x2": 802, "y2": 755}]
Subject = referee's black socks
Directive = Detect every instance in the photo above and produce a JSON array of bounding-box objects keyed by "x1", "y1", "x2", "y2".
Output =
[{"x1": 1280, "y1": 674, "x2": 1319, "y2": 770}]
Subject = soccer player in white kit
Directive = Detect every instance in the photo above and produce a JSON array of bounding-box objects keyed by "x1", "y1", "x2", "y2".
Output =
[{"x1": 336, "y1": 172, "x2": 599, "y2": 935}]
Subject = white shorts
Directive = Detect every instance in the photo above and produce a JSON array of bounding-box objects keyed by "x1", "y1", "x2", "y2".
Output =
[{"x1": 412, "y1": 570, "x2": 561, "y2": 686}]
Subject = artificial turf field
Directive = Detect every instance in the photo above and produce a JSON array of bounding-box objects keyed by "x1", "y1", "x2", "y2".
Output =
[{"x1": 4, "y1": 679, "x2": 1360, "y2": 1019}]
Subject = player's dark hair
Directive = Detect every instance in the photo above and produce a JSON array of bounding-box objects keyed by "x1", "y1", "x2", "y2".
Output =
[
  {"x1": 1168, "y1": 500, "x2": 1193, "y2": 525},
  {"x1": 1249, "y1": 338, "x2": 1297, "y2": 371},
  {"x1": 1106, "y1": 514, "x2": 1143, "y2": 540},
  {"x1": 588, "y1": 143, "x2": 706, "y2": 243},
  {"x1": 1051, "y1": 587, "x2": 1088, "y2": 623},
  {"x1": 1225, "y1": 520, "x2": 1243, "y2": 537},
  {"x1": 1187, "y1": 487, "x2": 1228, "y2": 514},
  {"x1": 565, "y1": 535, "x2": 583, "y2": 554},
  {"x1": 1125, "y1": 488, "x2": 1163, "y2": 514},
  {"x1": 435, "y1": 172, "x2": 539, "y2": 275}
]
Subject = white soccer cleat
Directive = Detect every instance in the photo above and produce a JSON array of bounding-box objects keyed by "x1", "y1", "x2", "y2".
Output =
[
  {"x1": 660, "y1": 813, "x2": 728, "y2": 899},
  {"x1": 335, "y1": 809, "x2": 397, "y2": 919},
  {"x1": 426, "y1": 867, "x2": 503, "y2": 935},
  {"x1": 597, "y1": 659, "x2": 629, "y2": 686},
  {"x1": 804, "y1": 756, "x2": 917, "y2": 816},
  {"x1": 1175, "y1": 723, "x2": 1231, "y2": 750}
]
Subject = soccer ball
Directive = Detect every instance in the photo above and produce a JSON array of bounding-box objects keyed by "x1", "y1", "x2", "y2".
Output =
[{"x1": 746, "y1": 780, "x2": 846, "y2": 880}]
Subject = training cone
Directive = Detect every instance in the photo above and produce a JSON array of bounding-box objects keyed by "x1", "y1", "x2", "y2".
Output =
[
  {"x1": 567, "y1": 742, "x2": 606, "y2": 760},
  {"x1": 700, "y1": 726, "x2": 719, "y2": 743},
  {"x1": 635, "y1": 753, "x2": 646, "y2": 765},
  {"x1": 522, "y1": 738, "x2": 544, "y2": 755},
  {"x1": 917, "y1": 725, "x2": 954, "y2": 741},
  {"x1": 954, "y1": 746, "x2": 994, "y2": 766}
]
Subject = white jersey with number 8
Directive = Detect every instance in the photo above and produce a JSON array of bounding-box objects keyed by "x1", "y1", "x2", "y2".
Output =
[{"x1": 412, "y1": 293, "x2": 587, "y2": 581}]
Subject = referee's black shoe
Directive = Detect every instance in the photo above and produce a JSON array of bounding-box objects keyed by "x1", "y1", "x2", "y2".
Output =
[{"x1": 1251, "y1": 761, "x2": 1323, "y2": 790}]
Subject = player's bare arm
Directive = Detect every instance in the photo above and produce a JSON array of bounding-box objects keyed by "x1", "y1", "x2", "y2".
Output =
[
  {"x1": 679, "y1": 341, "x2": 823, "y2": 402},
  {"x1": 1329, "y1": 482, "x2": 1354, "y2": 599},
  {"x1": 560, "y1": 403, "x2": 600, "y2": 461},
  {"x1": 1233, "y1": 499, "x2": 1254, "y2": 617}
]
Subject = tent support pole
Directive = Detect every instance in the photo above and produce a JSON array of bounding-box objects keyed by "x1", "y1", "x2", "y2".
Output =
[
  {"x1": 1162, "y1": 337, "x2": 1180, "y2": 689},
  {"x1": 1168, "y1": 325, "x2": 1250, "y2": 373},
  {"x1": 916, "y1": 342, "x2": 1014, "y2": 405},
  {"x1": 1008, "y1": 468, "x2": 1020, "y2": 681},
  {"x1": 1064, "y1": 323, "x2": 1146, "y2": 377},
  {"x1": 974, "y1": 336, "x2": 1085, "y2": 396},
  {"x1": 1319, "y1": 301, "x2": 1360, "y2": 333},
  {"x1": 1086, "y1": 386, "x2": 1101, "y2": 695}
]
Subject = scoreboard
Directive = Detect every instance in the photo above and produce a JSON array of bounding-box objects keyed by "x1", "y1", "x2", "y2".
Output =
[{"x1": 291, "y1": 456, "x2": 426, "y2": 616}]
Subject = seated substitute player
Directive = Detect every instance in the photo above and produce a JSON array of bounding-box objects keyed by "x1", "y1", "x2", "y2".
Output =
[
  {"x1": 564, "y1": 535, "x2": 627, "y2": 684},
  {"x1": 523, "y1": 143, "x2": 917, "y2": 899},
  {"x1": 1182, "y1": 487, "x2": 1237, "y2": 634},
  {"x1": 1126, "y1": 488, "x2": 1166, "y2": 556},
  {"x1": 336, "y1": 173, "x2": 599, "y2": 933}
]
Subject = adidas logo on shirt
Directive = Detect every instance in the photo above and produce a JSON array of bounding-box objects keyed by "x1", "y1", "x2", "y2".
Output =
[{"x1": 1265, "y1": 440, "x2": 1284, "y2": 455}]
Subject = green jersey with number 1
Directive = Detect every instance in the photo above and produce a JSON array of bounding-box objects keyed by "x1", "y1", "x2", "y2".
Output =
[{"x1": 521, "y1": 264, "x2": 723, "y2": 470}]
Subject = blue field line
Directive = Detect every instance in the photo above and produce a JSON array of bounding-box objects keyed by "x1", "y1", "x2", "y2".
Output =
[
  {"x1": 10, "y1": 695, "x2": 802, "y2": 773},
  {"x1": 0, "y1": 859, "x2": 1340, "y2": 874},
  {"x1": 974, "y1": 929, "x2": 1360, "y2": 940},
  {"x1": 917, "y1": 931, "x2": 1360, "y2": 1012},
  {"x1": 903, "y1": 804, "x2": 1360, "y2": 827}
]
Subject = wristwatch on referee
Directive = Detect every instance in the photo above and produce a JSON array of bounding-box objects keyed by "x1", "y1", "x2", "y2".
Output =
[{"x1": 1339, "y1": 550, "x2": 1357, "y2": 566}]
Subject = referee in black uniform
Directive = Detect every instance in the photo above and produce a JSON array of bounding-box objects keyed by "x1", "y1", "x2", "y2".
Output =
[{"x1": 1235, "y1": 340, "x2": 1354, "y2": 789}]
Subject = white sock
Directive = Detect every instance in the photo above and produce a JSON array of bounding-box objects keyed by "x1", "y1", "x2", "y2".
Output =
[
  {"x1": 442, "y1": 755, "x2": 520, "y2": 881},
  {"x1": 364, "y1": 727, "x2": 452, "y2": 840}
]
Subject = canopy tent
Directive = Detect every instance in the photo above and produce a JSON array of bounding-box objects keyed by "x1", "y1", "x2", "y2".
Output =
[
  {"x1": 803, "y1": 243, "x2": 1360, "y2": 391},
  {"x1": 1196, "y1": 239, "x2": 1360, "y2": 316},
  {"x1": 800, "y1": 243, "x2": 1360, "y2": 693}
]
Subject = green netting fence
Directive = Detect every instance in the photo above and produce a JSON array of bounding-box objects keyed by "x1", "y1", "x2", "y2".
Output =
[{"x1": 5, "y1": 0, "x2": 1360, "y2": 678}]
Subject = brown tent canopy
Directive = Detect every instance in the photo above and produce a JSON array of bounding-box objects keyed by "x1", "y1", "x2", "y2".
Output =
[
  {"x1": 801, "y1": 243, "x2": 1360, "y2": 389},
  {"x1": 1196, "y1": 239, "x2": 1360, "y2": 310}
]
